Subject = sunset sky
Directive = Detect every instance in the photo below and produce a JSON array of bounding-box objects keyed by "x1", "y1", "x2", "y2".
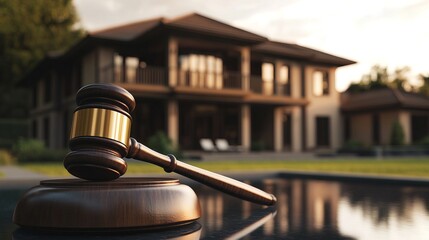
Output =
[{"x1": 74, "y1": 0, "x2": 429, "y2": 91}]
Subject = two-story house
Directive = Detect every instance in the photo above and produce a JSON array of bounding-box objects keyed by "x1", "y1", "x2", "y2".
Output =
[{"x1": 20, "y1": 13, "x2": 355, "y2": 152}]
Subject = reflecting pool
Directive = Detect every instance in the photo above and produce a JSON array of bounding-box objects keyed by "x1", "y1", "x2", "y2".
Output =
[{"x1": 2, "y1": 177, "x2": 429, "y2": 239}]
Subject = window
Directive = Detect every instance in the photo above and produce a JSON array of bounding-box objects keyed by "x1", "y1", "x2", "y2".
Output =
[
  {"x1": 344, "y1": 116, "x2": 351, "y2": 141},
  {"x1": 262, "y1": 63, "x2": 274, "y2": 95},
  {"x1": 316, "y1": 116, "x2": 330, "y2": 147},
  {"x1": 32, "y1": 120, "x2": 38, "y2": 139},
  {"x1": 372, "y1": 114, "x2": 380, "y2": 144},
  {"x1": 125, "y1": 57, "x2": 139, "y2": 83},
  {"x1": 43, "y1": 117, "x2": 50, "y2": 147},
  {"x1": 114, "y1": 54, "x2": 123, "y2": 82},
  {"x1": 313, "y1": 70, "x2": 329, "y2": 96},
  {"x1": 278, "y1": 65, "x2": 290, "y2": 96},
  {"x1": 44, "y1": 75, "x2": 52, "y2": 103},
  {"x1": 179, "y1": 54, "x2": 223, "y2": 89},
  {"x1": 32, "y1": 84, "x2": 37, "y2": 108}
]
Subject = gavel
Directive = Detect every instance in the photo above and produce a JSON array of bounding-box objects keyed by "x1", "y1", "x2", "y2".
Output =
[{"x1": 63, "y1": 84, "x2": 276, "y2": 206}]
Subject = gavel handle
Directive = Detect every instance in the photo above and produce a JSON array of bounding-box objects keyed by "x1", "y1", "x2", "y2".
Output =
[{"x1": 127, "y1": 138, "x2": 276, "y2": 206}]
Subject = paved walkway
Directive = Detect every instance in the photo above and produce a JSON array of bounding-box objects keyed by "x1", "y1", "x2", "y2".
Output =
[{"x1": 0, "y1": 165, "x2": 47, "y2": 180}]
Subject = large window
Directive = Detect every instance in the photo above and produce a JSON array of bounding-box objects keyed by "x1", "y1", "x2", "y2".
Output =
[
  {"x1": 114, "y1": 54, "x2": 140, "y2": 83},
  {"x1": 179, "y1": 54, "x2": 223, "y2": 89},
  {"x1": 278, "y1": 65, "x2": 290, "y2": 95},
  {"x1": 313, "y1": 70, "x2": 329, "y2": 96},
  {"x1": 262, "y1": 63, "x2": 274, "y2": 95}
]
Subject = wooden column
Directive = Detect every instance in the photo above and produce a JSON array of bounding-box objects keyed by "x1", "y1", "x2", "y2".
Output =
[
  {"x1": 241, "y1": 104, "x2": 251, "y2": 151},
  {"x1": 168, "y1": 38, "x2": 178, "y2": 87},
  {"x1": 291, "y1": 106, "x2": 302, "y2": 152},
  {"x1": 167, "y1": 100, "x2": 179, "y2": 147},
  {"x1": 274, "y1": 107, "x2": 284, "y2": 152},
  {"x1": 241, "y1": 47, "x2": 250, "y2": 91}
]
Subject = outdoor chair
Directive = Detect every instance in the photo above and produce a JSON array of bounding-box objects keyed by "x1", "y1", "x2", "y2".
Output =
[
  {"x1": 215, "y1": 139, "x2": 243, "y2": 152},
  {"x1": 199, "y1": 138, "x2": 217, "y2": 152}
]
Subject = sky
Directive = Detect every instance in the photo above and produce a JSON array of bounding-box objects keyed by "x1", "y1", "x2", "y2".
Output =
[{"x1": 73, "y1": 0, "x2": 429, "y2": 91}]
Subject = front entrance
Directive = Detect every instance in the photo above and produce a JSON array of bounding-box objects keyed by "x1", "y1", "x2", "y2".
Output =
[
  {"x1": 251, "y1": 105, "x2": 274, "y2": 151},
  {"x1": 179, "y1": 102, "x2": 240, "y2": 150},
  {"x1": 131, "y1": 99, "x2": 167, "y2": 145}
]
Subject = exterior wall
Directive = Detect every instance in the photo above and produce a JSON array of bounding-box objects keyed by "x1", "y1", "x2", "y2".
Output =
[
  {"x1": 305, "y1": 66, "x2": 341, "y2": 150},
  {"x1": 348, "y1": 110, "x2": 412, "y2": 146},
  {"x1": 379, "y1": 111, "x2": 398, "y2": 145},
  {"x1": 349, "y1": 113, "x2": 372, "y2": 146}
]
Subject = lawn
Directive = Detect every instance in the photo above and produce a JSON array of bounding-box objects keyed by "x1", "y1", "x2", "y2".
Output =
[{"x1": 21, "y1": 157, "x2": 429, "y2": 178}]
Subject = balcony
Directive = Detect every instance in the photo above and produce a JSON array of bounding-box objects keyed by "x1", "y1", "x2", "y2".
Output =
[
  {"x1": 101, "y1": 64, "x2": 291, "y2": 97},
  {"x1": 177, "y1": 70, "x2": 242, "y2": 90},
  {"x1": 250, "y1": 76, "x2": 290, "y2": 96}
]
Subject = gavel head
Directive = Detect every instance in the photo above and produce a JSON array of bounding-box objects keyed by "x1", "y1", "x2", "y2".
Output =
[{"x1": 63, "y1": 84, "x2": 136, "y2": 181}]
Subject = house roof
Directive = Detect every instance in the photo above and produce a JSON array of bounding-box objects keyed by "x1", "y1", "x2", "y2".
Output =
[
  {"x1": 91, "y1": 13, "x2": 267, "y2": 43},
  {"x1": 91, "y1": 17, "x2": 164, "y2": 41},
  {"x1": 19, "y1": 12, "x2": 356, "y2": 86},
  {"x1": 253, "y1": 41, "x2": 356, "y2": 66},
  {"x1": 341, "y1": 88, "x2": 429, "y2": 112}
]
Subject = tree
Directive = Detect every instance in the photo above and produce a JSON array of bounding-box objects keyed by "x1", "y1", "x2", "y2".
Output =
[
  {"x1": 0, "y1": 0, "x2": 83, "y2": 117},
  {"x1": 346, "y1": 65, "x2": 389, "y2": 93},
  {"x1": 346, "y1": 65, "x2": 411, "y2": 93},
  {"x1": 390, "y1": 67, "x2": 410, "y2": 91}
]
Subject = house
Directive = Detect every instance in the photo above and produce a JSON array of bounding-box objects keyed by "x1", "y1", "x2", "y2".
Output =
[
  {"x1": 341, "y1": 88, "x2": 429, "y2": 146},
  {"x1": 20, "y1": 13, "x2": 355, "y2": 152}
]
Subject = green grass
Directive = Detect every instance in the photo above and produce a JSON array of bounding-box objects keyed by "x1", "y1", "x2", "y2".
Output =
[{"x1": 21, "y1": 157, "x2": 429, "y2": 178}]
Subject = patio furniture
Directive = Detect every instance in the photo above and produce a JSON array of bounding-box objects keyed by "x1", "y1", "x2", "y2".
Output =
[
  {"x1": 199, "y1": 138, "x2": 217, "y2": 152},
  {"x1": 215, "y1": 139, "x2": 243, "y2": 152}
]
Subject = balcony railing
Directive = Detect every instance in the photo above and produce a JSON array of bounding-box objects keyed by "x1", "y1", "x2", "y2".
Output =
[
  {"x1": 101, "y1": 65, "x2": 291, "y2": 96},
  {"x1": 135, "y1": 66, "x2": 167, "y2": 85},
  {"x1": 250, "y1": 75, "x2": 291, "y2": 96},
  {"x1": 250, "y1": 76, "x2": 274, "y2": 95},
  {"x1": 101, "y1": 65, "x2": 167, "y2": 86},
  {"x1": 177, "y1": 70, "x2": 242, "y2": 90}
]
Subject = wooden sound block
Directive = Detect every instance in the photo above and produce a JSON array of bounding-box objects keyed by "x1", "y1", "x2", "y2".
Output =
[{"x1": 13, "y1": 178, "x2": 201, "y2": 231}]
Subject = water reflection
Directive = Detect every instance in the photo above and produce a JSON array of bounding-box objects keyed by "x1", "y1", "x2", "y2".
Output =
[
  {"x1": 194, "y1": 178, "x2": 429, "y2": 239},
  {"x1": 3, "y1": 178, "x2": 429, "y2": 239}
]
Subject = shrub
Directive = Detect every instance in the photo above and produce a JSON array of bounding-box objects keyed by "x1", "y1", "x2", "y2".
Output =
[
  {"x1": 341, "y1": 139, "x2": 364, "y2": 151},
  {"x1": 12, "y1": 138, "x2": 66, "y2": 163},
  {"x1": 390, "y1": 120, "x2": 404, "y2": 146},
  {"x1": 0, "y1": 150, "x2": 16, "y2": 165},
  {"x1": 418, "y1": 136, "x2": 429, "y2": 147},
  {"x1": 147, "y1": 131, "x2": 182, "y2": 158},
  {"x1": 251, "y1": 140, "x2": 266, "y2": 152},
  {"x1": 0, "y1": 119, "x2": 28, "y2": 148}
]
